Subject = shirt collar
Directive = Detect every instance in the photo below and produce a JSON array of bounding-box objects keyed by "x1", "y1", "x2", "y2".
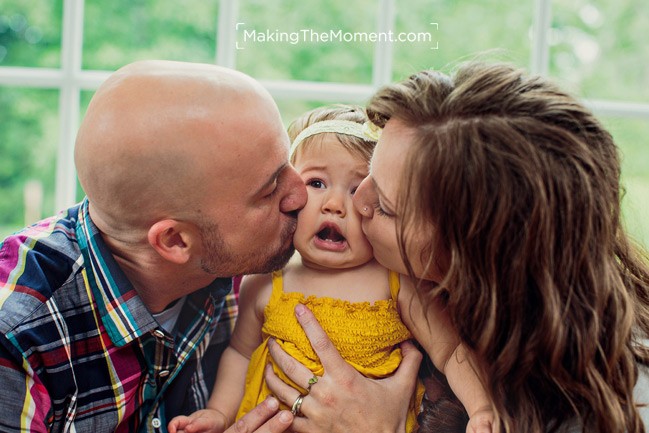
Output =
[{"x1": 75, "y1": 199, "x2": 231, "y2": 347}]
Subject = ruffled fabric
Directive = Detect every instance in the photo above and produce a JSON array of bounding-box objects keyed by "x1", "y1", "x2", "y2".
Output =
[
  {"x1": 236, "y1": 270, "x2": 425, "y2": 432},
  {"x1": 263, "y1": 292, "x2": 412, "y2": 373}
]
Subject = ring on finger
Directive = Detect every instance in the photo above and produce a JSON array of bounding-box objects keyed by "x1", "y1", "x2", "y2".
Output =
[
  {"x1": 291, "y1": 394, "x2": 305, "y2": 416},
  {"x1": 306, "y1": 375, "x2": 319, "y2": 393}
]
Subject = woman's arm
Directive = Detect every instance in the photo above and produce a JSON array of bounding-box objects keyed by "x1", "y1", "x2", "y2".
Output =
[{"x1": 265, "y1": 303, "x2": 422, "y2": 433}]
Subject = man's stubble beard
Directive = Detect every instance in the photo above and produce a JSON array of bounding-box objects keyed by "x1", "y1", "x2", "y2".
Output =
[{"x1": 199, "y1": 216, "x2": 297, "y2": 277}]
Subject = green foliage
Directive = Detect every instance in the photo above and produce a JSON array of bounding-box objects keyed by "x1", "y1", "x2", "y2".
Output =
[
  {"x1": 83, "y1": 0, "x2": 219, "y2": 69},
  {"x1": 237, "y1": 0, "x2": 376, "y2": 83},
  {"x1": 0, "y1": 0, "x2": 62, "y2": 67},
  {"x1": 603, "y1": 118, "x2": 649, "y2": 248},
  {"x1": 0, "y1": 87, "x2": 57, "y2": 226},
  {"x1": 0, "y1": 0, "x2": 647, "y2": 250},
  {"x1": 392, "y1": 0, "x2": 532, "y2": 79},
  {"x1": 551, "y1": 0, "x2": 649, "y2": 101}
]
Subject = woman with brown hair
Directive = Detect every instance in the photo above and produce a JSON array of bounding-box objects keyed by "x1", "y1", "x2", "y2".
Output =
[{"x1": 265, "y1": 61, "x2": 649, "y2": 432}]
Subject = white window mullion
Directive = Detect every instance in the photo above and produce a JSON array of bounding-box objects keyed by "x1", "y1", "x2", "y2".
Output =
[
  {"x1": 55, "y1": 0, "x2": 84, "y2": 210},
  {"x1": 584, "y1": 99, "x2": 649, "y2": 119},
  {"x1": 0, "y1": 67, "x2": 63, "y2": 87},
  {"x1": 260, "y1": 79, "x2": 374, "y2": 103},
  {"x1": 77, "y1": 69, "x2": 112, "y2": 91},
  {"x1": 530, "y1": 0, "x2": 552, "y2": 76},
  {"x1": 372, "y1": 0, "x2": 395, "y2": 87},
  {"x1": 216, "y1": 0, "x2": 239, "y2": 68}
]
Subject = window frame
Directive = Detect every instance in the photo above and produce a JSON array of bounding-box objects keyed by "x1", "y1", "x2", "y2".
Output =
[{"x1": 0, "y1": 0, "x2": 647, "y2": 211}]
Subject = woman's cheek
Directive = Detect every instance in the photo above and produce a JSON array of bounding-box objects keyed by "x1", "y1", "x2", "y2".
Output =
[{"x1": 374, "y1": 226, "x2": 408, "y2": 274}]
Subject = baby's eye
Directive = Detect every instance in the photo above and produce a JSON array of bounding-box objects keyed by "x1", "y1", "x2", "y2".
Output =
[{"x1": 307, "y1": 179, "x2": 325, "y2": 189}]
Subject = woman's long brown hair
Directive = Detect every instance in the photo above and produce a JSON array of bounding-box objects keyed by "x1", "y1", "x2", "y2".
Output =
[{"x1": 367, "y1": 61, "x2": 649, "y2": 432}]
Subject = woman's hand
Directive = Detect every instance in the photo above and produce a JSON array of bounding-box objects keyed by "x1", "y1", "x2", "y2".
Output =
[{"x1": 265, "y1": 303, "x2": 422, "y2": 433}]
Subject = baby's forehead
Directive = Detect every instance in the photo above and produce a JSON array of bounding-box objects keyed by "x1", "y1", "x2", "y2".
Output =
[{"x1": 294, "y1": 134, "x2": 371, "y2": 166}]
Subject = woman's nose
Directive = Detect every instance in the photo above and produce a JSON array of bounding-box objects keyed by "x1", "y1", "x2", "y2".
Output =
[{"x1": 353, "y1": 177, "x2": 374, "y2": 218}]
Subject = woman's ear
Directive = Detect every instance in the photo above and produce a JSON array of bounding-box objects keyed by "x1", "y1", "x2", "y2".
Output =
[{"x1": 147, "y1": 219, "x2": 198, "y2": 264}]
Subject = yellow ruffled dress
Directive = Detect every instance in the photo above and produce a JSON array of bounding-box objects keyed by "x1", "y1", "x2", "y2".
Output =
[{"x1": 236, "y1": 269, "x2": 425, "y2": 432}]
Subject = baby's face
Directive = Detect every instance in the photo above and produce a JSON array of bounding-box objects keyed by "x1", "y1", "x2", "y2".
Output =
[{"x1": 292, "y1": 135, "x2": 373, "y2": 270}]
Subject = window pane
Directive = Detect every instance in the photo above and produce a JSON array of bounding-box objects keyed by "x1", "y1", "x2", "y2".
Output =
[
  {"x1": 76, "y1": 90, "x2": 96, "y2": 203},
  {"x1": 551, "y1": 0, "x2": 649, "y2": 102},
  {"x1": 83, "y1": 0, "x2": 219, "y2": 70},
  {"x1": 276, "y1": 100, "x2": 337, "y2": 128},
  {"x1": 237, "y1": 0, "x2": 375, "y2": 83},
  {"x1": 393, "y1": 0, "x2": 533, "y2": 80},
  {"x1": 0, "y1": 0, "x2": 62, "y2": 67},
  {"x1": 0, "y1": 87, "x2": 58, "y2": 238},
  {"x1": 602, "y1": 117, "x2": 649, "y2": 250}
]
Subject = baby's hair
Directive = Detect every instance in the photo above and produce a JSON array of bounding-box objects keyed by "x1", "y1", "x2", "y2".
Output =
[{"x1": 288, "y1": 104, "x2": 375, "y2": 165}]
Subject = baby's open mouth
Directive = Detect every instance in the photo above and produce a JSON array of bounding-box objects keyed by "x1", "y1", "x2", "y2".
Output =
[{"x1": 317, "y1": 226, "x2": 346, "y2": 243}]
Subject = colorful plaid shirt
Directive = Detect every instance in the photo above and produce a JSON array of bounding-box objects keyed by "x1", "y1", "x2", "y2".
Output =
[{"x1": 0, "y1": 199, "x2": 239, "y2": 432}]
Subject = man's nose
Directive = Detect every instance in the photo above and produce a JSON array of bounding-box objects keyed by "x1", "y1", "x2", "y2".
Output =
[{"x1": 280, "y1": 165, "x2": 307, "y2": 213}]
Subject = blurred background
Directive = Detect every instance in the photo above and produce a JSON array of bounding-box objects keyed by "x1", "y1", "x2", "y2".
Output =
[{"x1": 0, "y1": 0, "x2": 647, "y2": 250}]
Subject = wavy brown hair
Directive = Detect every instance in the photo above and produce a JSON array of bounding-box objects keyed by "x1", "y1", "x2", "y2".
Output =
[{"x1": 367, "y1": 61, "x2": 649, "y2": 432}]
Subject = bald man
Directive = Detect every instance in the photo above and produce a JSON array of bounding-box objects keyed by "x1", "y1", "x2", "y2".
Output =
[{"x1": 0, "y1": 61, "x2": 306, "y2": 432}]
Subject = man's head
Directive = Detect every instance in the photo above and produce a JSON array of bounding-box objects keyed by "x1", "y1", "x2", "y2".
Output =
[{"x1": 75, "y1": 60, "x2": 307, "y2": 279}]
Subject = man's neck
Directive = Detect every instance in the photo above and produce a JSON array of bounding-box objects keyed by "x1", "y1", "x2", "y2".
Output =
[{"x1": 99, "y1": 231, "x2": 190, "y2": 314}]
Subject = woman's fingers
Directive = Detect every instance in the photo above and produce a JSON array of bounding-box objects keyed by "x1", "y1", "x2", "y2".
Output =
[
  {"x1": 264, "y1": 363, "x2": 303, "y2": 408},
  {"x1": 293, "y1": 304, "x2": 351, "y2": 373},
  {"x1": 267, "y1": 337, "x2": 315, "y2": 390},
  {"x1": 392, "y1": 340, "x2": 423, "y2": 392},
  {"x1": 225, "y1": 396, "x2": 293, "y2": 433},
  {"x1": 265, "y1": 304, "x2": 424, "y2": 432}
]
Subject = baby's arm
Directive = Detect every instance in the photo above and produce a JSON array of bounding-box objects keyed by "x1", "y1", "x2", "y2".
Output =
[
  {"x1": 168, "y1": 274, "x2": 271, "y2": 433},
  {"x1": 441, "y1": 343, "x2": 494, "y2": 433},
  {"x1": 398, "y1": 277, "x2": 494, "y2": 433}
]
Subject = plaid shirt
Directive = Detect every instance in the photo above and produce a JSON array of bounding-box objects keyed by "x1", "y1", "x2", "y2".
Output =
[{"x1": 0, "y1": 199, "x2": 238, "y2": 432}]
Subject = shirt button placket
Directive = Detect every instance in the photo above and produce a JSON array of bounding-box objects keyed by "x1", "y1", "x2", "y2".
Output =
[{"x1": 149, "y1": 329, "x2": 170, "y2": 432}]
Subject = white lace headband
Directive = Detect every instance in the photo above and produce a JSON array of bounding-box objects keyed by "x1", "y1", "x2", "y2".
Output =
[{"x1": 289, "y1": 120, "x2": 381, "y2": 158}]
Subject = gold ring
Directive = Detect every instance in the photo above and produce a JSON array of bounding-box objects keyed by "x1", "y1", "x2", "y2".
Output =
[
  {"x1": 291, "y1": 394, "x2": 305, "y2": 416},
  {"x1": 306, "y1": 375, "x2": 319, "y2": 393}
]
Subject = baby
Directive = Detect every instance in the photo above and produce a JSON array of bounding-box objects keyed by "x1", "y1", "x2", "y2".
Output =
[{"x1": 169, "y1": 105, "x2": 494, "y2": 433}]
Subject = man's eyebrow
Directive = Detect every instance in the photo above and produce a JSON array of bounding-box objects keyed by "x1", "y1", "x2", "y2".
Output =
[{"x1": 254, "y1": 162, "x2": 288, "y2": 196}]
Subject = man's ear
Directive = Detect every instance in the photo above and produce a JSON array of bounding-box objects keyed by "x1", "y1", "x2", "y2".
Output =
[{"x1": 147, "y1": 219, "x2": 198, "y2": 264}]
